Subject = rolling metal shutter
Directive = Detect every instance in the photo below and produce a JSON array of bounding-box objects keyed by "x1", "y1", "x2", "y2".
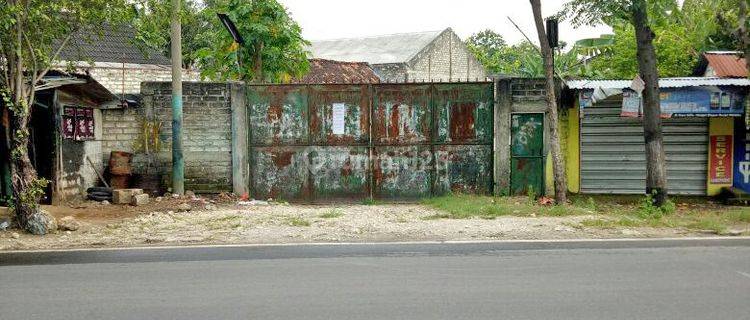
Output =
[{"x1": 581, "y1": 102, "x2": 708, "y2": 195}]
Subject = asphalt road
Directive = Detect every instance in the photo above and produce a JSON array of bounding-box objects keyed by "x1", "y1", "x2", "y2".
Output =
[{"x1": 1, "y1": 239, "x2": 750, "y2": 320}]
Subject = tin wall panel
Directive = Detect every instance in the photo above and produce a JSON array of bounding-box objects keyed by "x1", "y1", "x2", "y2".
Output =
[
  {"x1": 433, "y1": 83, "x2": 494, "y2": 144},
  {"x1": 248, "y1": 85, "x2": 309, "y2": 146},
  {"x1": 250, "y1": 146, "x2": 311, "y2": 201},
  {"x1": 434, "y1": 145, "x2": 493, "y2": 195},
  {"x1": 247, "y1": 82, "x2": 495, "y2": 201},
  {"x1": 309, "y1": 85, "x2": 370, "y2": 145},
  {"x1": 372, "y1": 84, "x2": 432, "y2": 145},
  {"x1": 373, "y1": 145, "x2": 433, "y2": 199},
  {"x1": 581, "y1": 103, "x2": 708, "y2": 195},
  {"x1": 309, "y1": 146, "x2": 370, "y2": 199}
]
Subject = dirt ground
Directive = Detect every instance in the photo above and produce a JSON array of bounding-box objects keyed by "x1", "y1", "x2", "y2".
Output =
[{"x1": 0, "y1": 194, "x2": 725, "y2": 251}]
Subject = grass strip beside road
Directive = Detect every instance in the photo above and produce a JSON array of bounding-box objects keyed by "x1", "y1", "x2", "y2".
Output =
[{"x1": 422, "y1": 194, "x2": 750, "y2": 235}]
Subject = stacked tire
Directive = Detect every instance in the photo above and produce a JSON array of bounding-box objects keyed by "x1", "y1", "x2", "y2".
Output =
[{"x1": 87, "y1": 187, "x2": 113, "y2": 202}]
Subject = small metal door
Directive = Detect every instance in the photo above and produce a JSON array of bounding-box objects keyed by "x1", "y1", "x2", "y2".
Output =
[{"x1": 510, "y1": 113, "x2": 544, "y2": 196}]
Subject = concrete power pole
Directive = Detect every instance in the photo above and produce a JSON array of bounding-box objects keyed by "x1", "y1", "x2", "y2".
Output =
[{"x1": 170, "y1": 0, "x2": 184, "y2": 195}]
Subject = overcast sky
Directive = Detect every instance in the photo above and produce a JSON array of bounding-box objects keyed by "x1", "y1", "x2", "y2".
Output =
[{"x1": 278, "y1": 0, "x2": 612, "y2": 46}]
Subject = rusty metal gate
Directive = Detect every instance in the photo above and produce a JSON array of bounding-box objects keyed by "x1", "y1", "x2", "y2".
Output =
[{"x1": 247, "y1": 83, "x2": 493, "y2": 201}]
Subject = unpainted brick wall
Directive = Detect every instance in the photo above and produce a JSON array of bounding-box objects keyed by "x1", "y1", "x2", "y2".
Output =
[
  {"x1": 510, "y1": 78, "x2": 548, "y2": 103},
  {"x1": 101, "y1": 82, "x2": 233, "y2": 192},
  {"x1": 407, "y1": 30, "x2": 486, "y2": 82},
  {"x1": 69, "y1": 63, "x2": 201, "y2": 94}
]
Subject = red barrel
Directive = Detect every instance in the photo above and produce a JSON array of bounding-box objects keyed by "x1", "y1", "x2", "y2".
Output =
[{"x1": 109, "y1": 151, "x2": 133, "y2": 176}]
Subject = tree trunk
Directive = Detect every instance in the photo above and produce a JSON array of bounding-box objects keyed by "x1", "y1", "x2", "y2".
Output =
[
  {"x1": 632, "y1": 0, "x2": 668, "y2": 206},
  {"x1": 253, "y1": 41, "x2": 264, "y2": 83},
  {"x1": 529, "y1": 0, "x2": 567, "y2": 203},
  {"x1": 6, "y1": 3, "x2": 56, "y2": 234},
  {"x1": 739, "y1": 0, "x2": 749, "y2": 77},
  {"x1": 9, "y1": 106, "x2": 37, "y2": 223}
]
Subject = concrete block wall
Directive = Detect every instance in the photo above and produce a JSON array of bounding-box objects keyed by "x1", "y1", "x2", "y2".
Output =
[
  {"x1": 406, "y1": 29, "x2": 487, "y2": 82},
  {"x1": 64, "y1": 62, "x2": 201, "y2": 94},
  {"x1": 101, "y1": 82, "x2": 235, "y2": 192},
  {"x1": 372, "y1": 64, "x2": 409, "y2": 82}
]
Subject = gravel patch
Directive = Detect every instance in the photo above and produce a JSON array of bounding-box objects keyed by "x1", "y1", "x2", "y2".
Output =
[{"x1": 0, "y1": 202, "x2": 704, "y2": 251}]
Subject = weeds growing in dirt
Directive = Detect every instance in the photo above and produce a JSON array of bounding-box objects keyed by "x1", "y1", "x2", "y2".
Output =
[
  {"x1": 319, "y1": 209, "x2": 343, "y2": 219},
  {"x1": 286, "y1": 216, "x2": 311, "y2": 227}
]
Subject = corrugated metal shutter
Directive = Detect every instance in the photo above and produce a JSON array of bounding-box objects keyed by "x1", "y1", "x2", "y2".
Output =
[{"x1": 581, "y1": 102, "x2": 708, "y2": 195}]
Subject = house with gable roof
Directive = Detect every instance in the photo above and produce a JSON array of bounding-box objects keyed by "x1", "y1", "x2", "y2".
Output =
[{"x1": 310, "y1": 28, "x2": 486, "y2": 83}]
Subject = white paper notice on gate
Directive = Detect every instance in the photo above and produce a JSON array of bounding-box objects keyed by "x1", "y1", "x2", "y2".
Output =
[{"x1": 332, "y1": 103, "x2": 346, "y2": 135}]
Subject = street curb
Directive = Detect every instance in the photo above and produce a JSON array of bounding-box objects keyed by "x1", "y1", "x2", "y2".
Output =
[{"x1": 3, "y1": 236, "x2": 750, "y2": 254}]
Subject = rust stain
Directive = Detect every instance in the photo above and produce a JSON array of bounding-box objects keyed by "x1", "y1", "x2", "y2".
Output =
[
  {"x1": 450, "y1": 102, "x2": 476, "y2": 140},
  {"x1": 272, "y1": 151, "x2": 294, "y2": 167},
  {"x1": 388, "y1": 104, "x2": 400, "y2": 138}
]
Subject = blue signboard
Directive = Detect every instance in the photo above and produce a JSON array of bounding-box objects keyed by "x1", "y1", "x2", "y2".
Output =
[
  {"x1": 734, "y1": 119, "x2": 750, "y2": 193},
  {"x1": 622, "y1": 86, "x2": 746, "y2": 118}
]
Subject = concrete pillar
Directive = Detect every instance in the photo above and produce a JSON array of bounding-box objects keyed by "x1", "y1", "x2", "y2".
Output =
[
  {"x1": 494, "y1": 78, "x2": 512, "y2": 195},
  {"x1": 230, "y1": 82, "x2": 249, "y2": 196}
]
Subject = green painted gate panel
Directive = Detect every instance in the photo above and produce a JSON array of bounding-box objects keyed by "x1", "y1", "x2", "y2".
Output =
[
  {"x1": 434, "y1": 145, "x2": 493, "y2": 195},
  {"x1": 373, "y1": 145, "x2": 433, "y2": 199},
  {"x1": 309, "y1": 85, "x2": 370, "y2": 146},
  {"x1": 510, "y1": 113, "x2": 544, "y2": 196},
  {"x1": 248, "y1": 85, "x2": 309, "y2": 146},
  {"x1": 309, "y1": 146, "x2": 370, "y2": 200},
  {"x1": 248, "y1": 83, "x2": 495, "y2": 201},
  {"x1": 433, "y1": 83, "x2": 494, "y2": 144},
  {"x1": 372, "y1": 84, "x2": 432, "y2": 145},
  {"x1": 250, "y1": 146, "x2": 311, "y2": 201}
]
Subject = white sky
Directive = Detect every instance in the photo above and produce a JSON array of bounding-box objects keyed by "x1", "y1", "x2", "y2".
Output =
[{"x1": 278, "y1": 0, "x2": 612, "y2": 46}]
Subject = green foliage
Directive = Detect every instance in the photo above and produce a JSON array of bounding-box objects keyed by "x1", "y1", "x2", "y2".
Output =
[
  {"x1": 563, "y1": 0, "x2": 741, "y2": 79},
  {"x1": 466, "y1": 30, "x2": 606, "y2": 78},
  {"x1": 15, "y1": 177, "x2": 49, "y2": 212},
  {"x1": 192, "y1": 0, "x2": 310, "y2": 82},
  {"x1": 285, "y1": 216, "x2": 311, "y2": 227},
  {"x1": 319, "y1": 209, "x2": 343, "y2": 219},
  {"x1": 637, "y1": 193, "x2": 676, "y2": 219},
  {"x1": 421, "y1": 194, "x2": 510, "y2": 219},
  {"x1": 133, "y1": 0, "x2": 207, "y2": 69}
]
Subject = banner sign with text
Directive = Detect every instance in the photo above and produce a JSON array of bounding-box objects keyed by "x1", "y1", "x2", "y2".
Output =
[
  {"x1": 622, "y1": 86, "x2": 746, "y2": 118},
  {"x1": 710, "y1": 135, "x2": 733, "y2": 184}
]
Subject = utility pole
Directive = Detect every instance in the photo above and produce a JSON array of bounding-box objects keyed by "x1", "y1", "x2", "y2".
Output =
[{"x1": 171, "y1": 0, "x2": 184, "y2": 195}]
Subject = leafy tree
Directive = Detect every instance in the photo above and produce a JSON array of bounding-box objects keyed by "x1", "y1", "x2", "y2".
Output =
[
  {"x1": 467, "y1": 29, "x2": 507, "y2": 57},
  {"x1": 133, "y1": 0, "x2": 208, "y2": 69},
  {"x1": 564, "y1": 0, "x2": 670, "y2": 206},
  {"x1": 0, "y1": 0, "x2": 136, "y2": 234},
  {"x1": 192, "y1": 0, "x2": 310, "y2": 82},
  {"x1": 580, "y1": 0, "x2": 740, "y2": 78}
]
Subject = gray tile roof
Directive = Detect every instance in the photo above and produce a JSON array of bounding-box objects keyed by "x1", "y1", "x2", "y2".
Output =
[
  {"x1": 310, "y1": 29, "x2": 446, "y2": 65},
  {"x1": 59, "y1": 24, "x2": 171, "y2": 65}
]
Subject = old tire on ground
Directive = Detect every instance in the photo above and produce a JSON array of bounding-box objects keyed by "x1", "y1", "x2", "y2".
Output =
[
  {"x1": 86, "y1": 187, "x2": 113, "y2": 194},
  {"x1": 87, "y1": 193, "x2": 112, "y2": 202}
]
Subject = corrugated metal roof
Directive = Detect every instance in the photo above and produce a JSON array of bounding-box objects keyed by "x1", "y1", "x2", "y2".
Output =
[
  {"x1": 310, "y1": 29, "x2": 445, "y2": 65},
  {"x1": 292, "y1": 59, "x2": 381, "y2": 84},
  {"x1": 566, "y1": 77, "x2": 750, "y2": 89},
  {"x1": 704, "y1": 52, "x2": 748, "y2": 78}
]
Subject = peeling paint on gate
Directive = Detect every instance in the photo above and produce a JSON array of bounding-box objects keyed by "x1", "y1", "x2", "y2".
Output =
[
  {"x1": 247, "y1": 82, "x2": 494, "y2": 201},
  {"x1": 434, "y1": 145, "x2": 493, "y2": 194},
  {"x1": 251, "y1": 146, "x2": 310, "y2": 200},
  {"x1": 248, "y1": 85, "x2": 308, "y2": 145},
  {"x1": 434, "y1": 83, "x2": 494, "y2": 144},
  {"x1": 309, "y1": 85, "x2": 370, "y2": 145},
  {"x1": 309, "y1": 146, "x2": 369, "y2": 199},
  {"x1": 373, "y1": 84, "x2": 432, "y2": 145},
  {"x1": 373, "y1": 146, "x2": 434, "y2": 199}
]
